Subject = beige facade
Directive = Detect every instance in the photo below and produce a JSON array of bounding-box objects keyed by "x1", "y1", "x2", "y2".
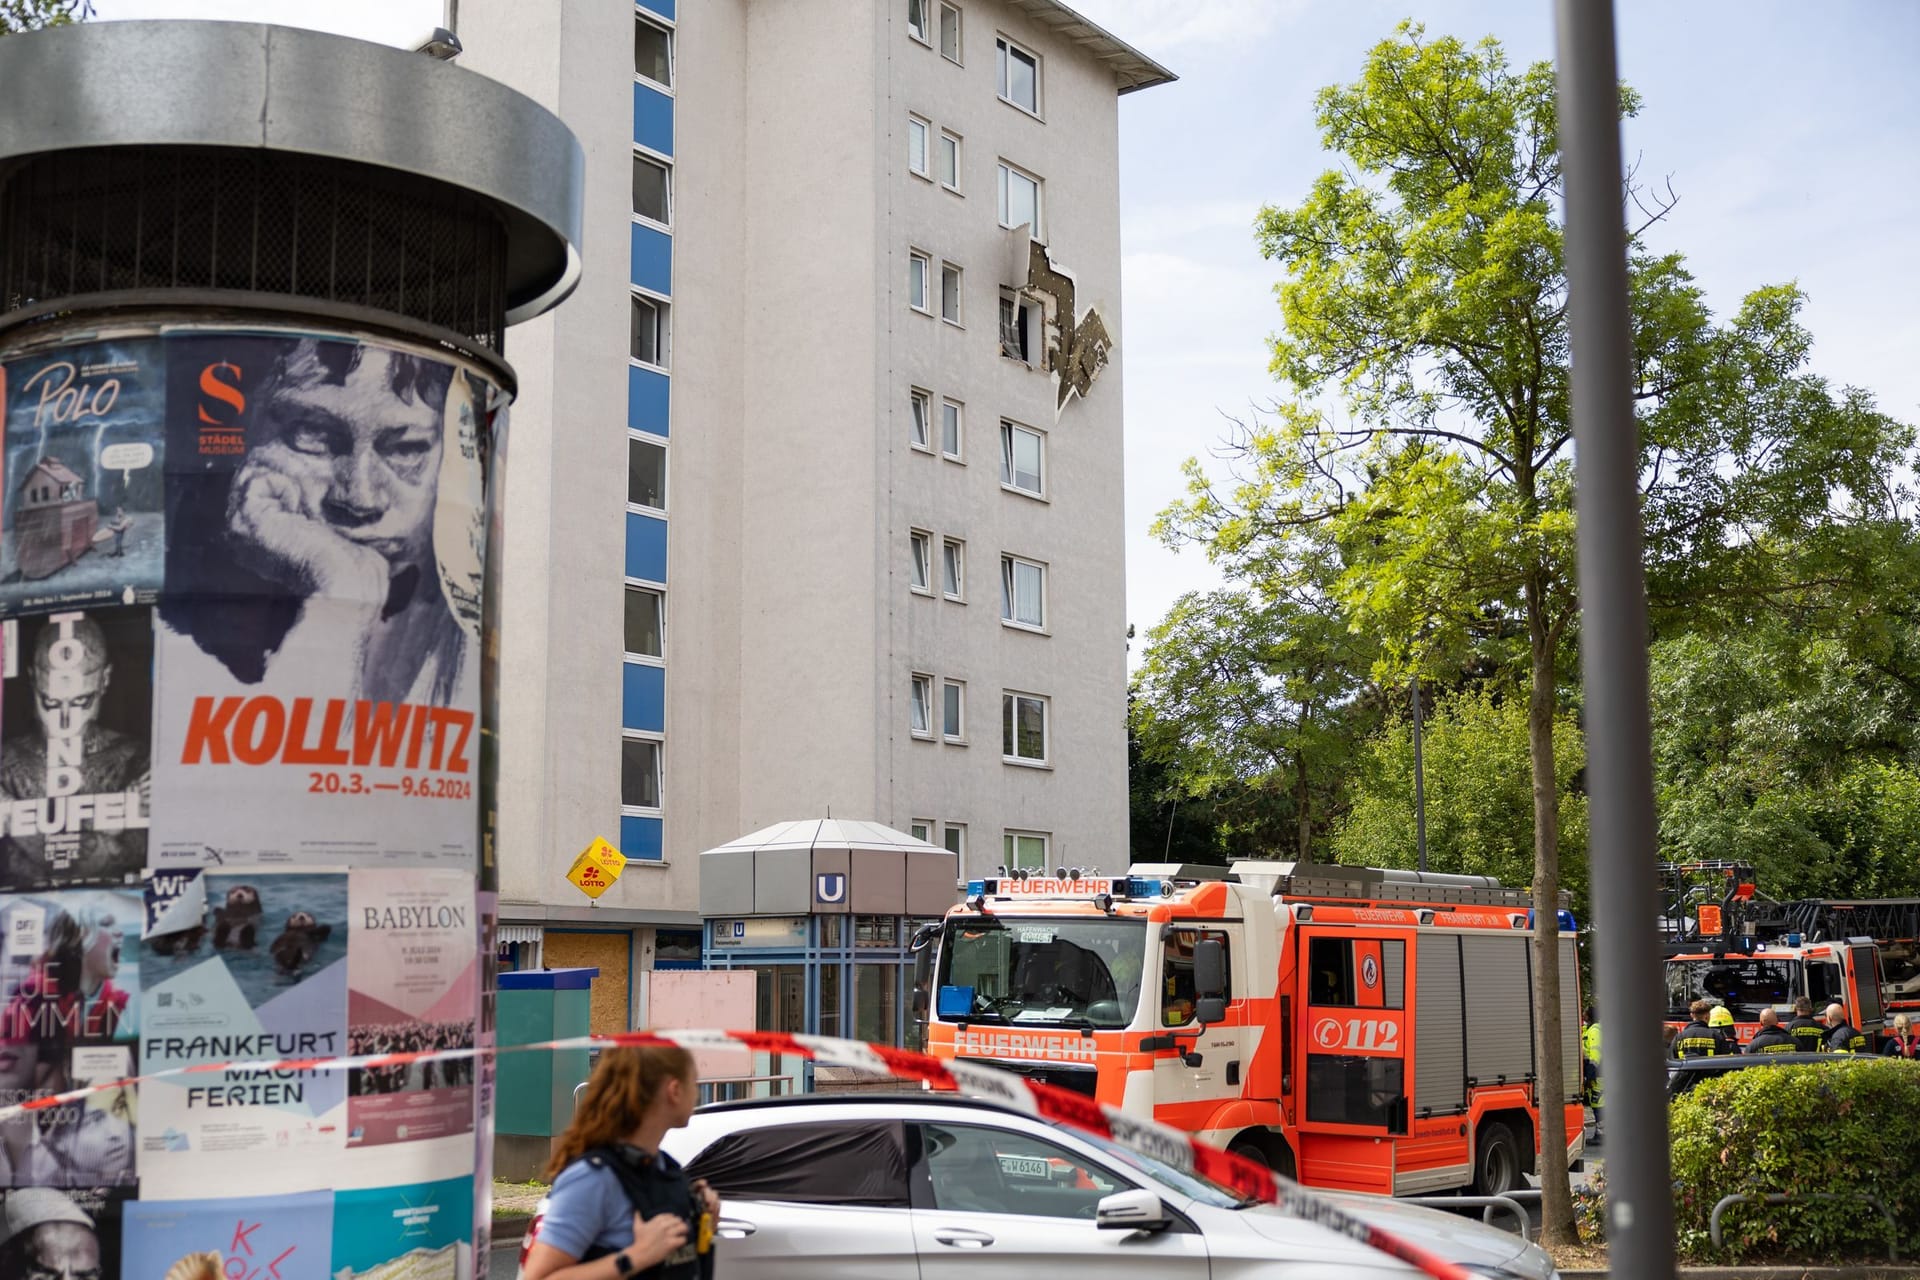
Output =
[{"x1": 460, "y1": 0, "x2": 1166, "y2": 996}]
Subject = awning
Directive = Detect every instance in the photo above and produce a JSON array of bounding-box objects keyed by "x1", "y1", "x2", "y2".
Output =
[{"x1": 498, "y1": 924, "x2": 545, "y2": 945}]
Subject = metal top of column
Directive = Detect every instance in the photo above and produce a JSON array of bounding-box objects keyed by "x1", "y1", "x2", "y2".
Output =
[{"x1": 0, "y1": 19, "x2": 583, "y2": 350}]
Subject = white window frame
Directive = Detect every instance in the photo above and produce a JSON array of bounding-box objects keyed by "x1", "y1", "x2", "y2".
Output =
[
  {"x1": 940, "y1": 261, "x2": 963, "y2": 326},
  {"x1": 634, "y1": 15, "x2": 674, "y2": 91},
  {"x1": 623, "y1": 581, "x2": 666, "y2": 663},
  {"x1": 631, "y1": 148, "x2": 672, "y2": 229},
  {"x1": 908, "y1": 115, "x2": 932, "y2": 179},
  {"x1": 996, "y1": 161, "x2": 1043, "y2": 239},
  {"x1": 942, "y1": 538, "x2": 965, "y2": 601},
  {"x1": 999, "y1": 290, "x2": 1042, "y2": 366},
  {"x1": 996, "y1": 35, "x2": 1041, "y2": 117},
  {"x1": 939, "y1": 2, "x2": 962, "y2": 64},
  {"x1": 938, "y1": 130, "x2": 962, "y2": 192},
  {"x1": 942, "y1": 679, "x2": 967, "y2": 742},
  {"x1": 910, "y1": 673, "x2": 935, "y2": 739},
  {"x1": 943, "y1": 822, "x2": 967, "y2": 859},
  {"x1": 1004, "y1": 830, "x2": 1050, "y2": 873},
  {"x1": 629, "y1": 290, "x2": 669, "y2": 370},
  {"x1": 909, "y1": 388, "x2": 933, "y2": 452},
  {"x1": 627, "y1": 432, "x2": 667, "y2": 513},
  {"x1": 941, "y1": 398, "x2": 963, "y2": 461},
  {"x1": 910, "y1": 818, "x2": 934, "y2": 844},
  {"x1": 620, "y1": 731, "x2": 664, "y2": 813},
  {"x1": 907, "y1": 0, "x2": 931, "y2": 45},
  {"x1": 1002, "y1": 690, "x2": 1049, "y2": 766},
  {"x1": 1000, "y1": 554, "x2": 1046, "y2": 632},
  {"x1": 909, "y1": 250, "x2": 932, "y2": 314},
  {"x1": 1000, "y1": 419, "x2": 1045, "y2": 498},
  {"x1": 909, "y1": 529, "x2": 933, "y2": 594}
]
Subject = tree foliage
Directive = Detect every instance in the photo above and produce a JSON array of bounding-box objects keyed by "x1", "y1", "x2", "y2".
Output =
[{"x1": 0, "y1": 0, "x2": 91, "y2": 35}]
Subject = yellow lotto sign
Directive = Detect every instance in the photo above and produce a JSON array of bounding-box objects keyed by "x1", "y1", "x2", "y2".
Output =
[{"x1": 567, "y1": 837, "x2": 627, "y2": 899}]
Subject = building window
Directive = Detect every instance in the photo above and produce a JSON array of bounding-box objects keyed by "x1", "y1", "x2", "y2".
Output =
[
  {"x1": 996, "y1": 37, "x2": 1040, "y2": 116},
  {"x1": 907, "y1": 0, "x2": 930, "y2": 44},
  {"x1": 938, "y1": 130, "x2": 962, "y2": 191},
  {"x1": 943, "y1": 822, "x2": 966, "y2": 858},
  {"x1": 911, "y1": 673, "x2": 934, "y2": 738},
  {"x1": 999, "y1": 291, "x2": 1040, "y2": 365},
  {"x1": 909, "y1": 529, "x2": 932, "y2": 593},
  {"x1": 941, "y1": 398, "x2": 962, "y2": 460},
  {"x1": 939, "y1": 3, "x2": 962, "y2": 63},
  {"x1": 997, "y1": 162, "x2": 1042, "y2": 238},
  {"x1": 1004, "y1": 831, "x2": 1049, "y2": 873},
  {"x1": 624, "y1": 586, "x2": 664, "y2": 658},
  {"x1": 1000, "y1": 555, "x2": 1045, "y2": 630},
  {"x1": 910, "y1": 251, "x2": 932, "y2": 313},
  {"x1": 628, "y1": 436, "x2": 666, "y2": 510},
  {"x1": 1000, "y1": 420, "x2": 1044, "y2": 496},
  {"x1": 942, "y1": 538, "x2": 964, "y2": 600},
  {"x1": 622, "y1": 736, "x2": 662, "y2": 809},
  {"x1": 940, "y1": 262, "x2": 962, "y2": 325},
  {"x1": 909, "y1": 388, "x2": 932, "y2": 451},
  {"x1": 910, "y1": 819, "x2": 934, "y2": 843},
  {"x1": 942, "y1": 679, "x2": 966, "y2": 741},
  {"x1": 1002, "y1": 692, "x2": 1048, "y2": 765},
  {"x1": 632, "y1": 152, "x2": 671, "y2": 225},
  {"x1": 630, "y1": 294, "x2": 667, "y2": 367},
  {"x1": 908, "y1": 115, "x2": 931, "y2": 178},
  {"x1": 635, "y1": 17, "x2": 672, "y2": 88}
]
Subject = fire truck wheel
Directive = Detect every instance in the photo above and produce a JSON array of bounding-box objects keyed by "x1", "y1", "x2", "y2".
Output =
[
  {"x1": 1471, "y1": 1120, "x2": 1521, "y2": 1197},
  {"x1": 1228, "y1": 1133, "x2": 1296, "y2": 1181}
]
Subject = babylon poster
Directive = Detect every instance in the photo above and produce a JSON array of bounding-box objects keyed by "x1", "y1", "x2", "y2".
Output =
[{"x1": 150, "y1": 332, "x2": 487, "y2": 870}]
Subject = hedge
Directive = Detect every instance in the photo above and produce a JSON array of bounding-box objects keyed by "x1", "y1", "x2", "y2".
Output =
[{"x1": 1669, "y1": 1056, "x2": 1920, "y2": 1260}]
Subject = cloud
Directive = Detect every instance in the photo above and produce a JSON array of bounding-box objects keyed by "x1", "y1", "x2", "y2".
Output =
[{"x1": 1068, "y1": 0, "x2": 1305, "y2": 53}]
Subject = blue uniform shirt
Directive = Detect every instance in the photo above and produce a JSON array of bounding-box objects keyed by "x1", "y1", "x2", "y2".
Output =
[{"x1": 537, "y1": 1159, "x2": 637, "y2": 1259}]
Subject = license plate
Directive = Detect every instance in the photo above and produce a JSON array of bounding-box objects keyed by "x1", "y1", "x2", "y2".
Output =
[{"x1": 999, "y1": 1155, "x2": 1051, "y2": 1180}]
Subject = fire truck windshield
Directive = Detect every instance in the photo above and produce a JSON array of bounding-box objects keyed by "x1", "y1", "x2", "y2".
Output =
[
  {"x1": 937, "y1": 918, "x2": 1146, "y2": 1029},
  {"x1": 1665, "y1": 957, "x2": 1800, "y2": 1019}
]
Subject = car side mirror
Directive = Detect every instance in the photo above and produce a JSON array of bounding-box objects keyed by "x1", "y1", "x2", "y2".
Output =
[
  {"x1": 1195, "y1": 996, "x2": 1227, "y2": 1026},
  {"x1": 1194, "y1": 938, "x2": 1226, "y2": 1000},
  {"x1": 1095, "y1": 1189, "x2": 1169, "y2": 1232}
]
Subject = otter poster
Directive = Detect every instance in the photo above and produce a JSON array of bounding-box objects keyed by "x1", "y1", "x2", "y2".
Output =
[
  {"x1": 150, "y1": 332, "x2": 486, "y2": 871},
  {"x1": 0, "y1": 339, "x2": 166, "y2": 616},
  {"x1": 0, "y1": 608, "x2": 153, "y2": 893}
]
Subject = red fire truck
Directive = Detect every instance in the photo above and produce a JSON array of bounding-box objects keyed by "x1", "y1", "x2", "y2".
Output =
[{"x1": 916, "y1": 861, "x2": 1585, "y2": 1198}]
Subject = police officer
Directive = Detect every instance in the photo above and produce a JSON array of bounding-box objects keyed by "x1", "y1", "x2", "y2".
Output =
[
  {"x1": 1824, "y1": 1003, "x2": 1868, "y2": 1054},
  {"x1": 1744, "y1": 1008, "x2": 1795, "y2": 1054},
  {"x1": 1786, "y1": 997, "x2": 1827, "y2": 1053},
  {"x1": 1673, "y1": 999, "x2": 1729, "y2": 1059}
]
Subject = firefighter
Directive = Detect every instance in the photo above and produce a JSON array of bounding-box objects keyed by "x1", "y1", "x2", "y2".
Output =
[
  {"x1": 1786, "y1": 997, "x2": 1827, "y2": 1053},
  {"x1": 1824, "y1": 1003, "x2": 1868, "y2": 1054},
  {"x1": 1672, "y1": 1000, "x2": 1728, "y2": 1059},
  {"x1": 1707, "y1": 1004, "x2": 1739, "y2": 1054},
  {"x1": 1744, "y1": 1008, "x2": 1795, "y2": 1054},
  {"x1": 1581, "y1": 1015, "x2": 1602, "y2": 1124}
]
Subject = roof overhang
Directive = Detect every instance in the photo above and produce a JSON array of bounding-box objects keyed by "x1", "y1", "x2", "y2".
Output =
[{"x1": 1004, "y1": 0, "x2": 1176, "y2": 95}]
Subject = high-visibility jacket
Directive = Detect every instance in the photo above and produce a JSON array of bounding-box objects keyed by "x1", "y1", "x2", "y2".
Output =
[
  {"x1": 1672, "y1": 1020, "x2": 1733, "y2": 1059},
  {"x1": 1745, "y1": 1026, "x2": 1795, "y2": 1054},
  {"x1": 1827, "y1": 1022, "x2": 1868, "y2": 1054},
  {"x1": 1786, "y1": 1016, "x2": 1827, "y2": 1053},
  {"x1": 1582, "y1": 1022, "x2": 1602, "y2": 1066}
]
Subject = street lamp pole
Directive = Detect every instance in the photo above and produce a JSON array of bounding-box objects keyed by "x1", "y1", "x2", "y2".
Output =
[
  {"x1": 1410, "y1": 673, "x2": 1428, "y2": 873},
  {"x1": 1554, "y1": 2, "x2": 1678, "y2": 1275}
]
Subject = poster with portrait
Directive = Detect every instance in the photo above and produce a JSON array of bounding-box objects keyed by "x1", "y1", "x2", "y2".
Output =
[
  {"x1": 329, "y1": 1176, "x2": 472, "y2": 1280},
  {"x1": 149, "y1": 331, "x2": 488, "y2": 871},
  {"x1": 470, "y1": 891, "x2": 497, "y2": 1261},
  {"x1": 0, "y1": 608, "x2": 153, "y2": 893},
  {"x1": 345, "y1": 869, "x2": 475, "y2": 1149},
  {"x1": 137, "y1": 871, "x2": 349, "y2": 1199},
  {"x1": 0, "y1": 339, "x2": 166, "y2": 616},
  {"x1": 0, "y1": 1183, "x2": 130, "y2": 1280},
  {"x1": 0, "y1": 890, "x2": 141, "y2": 1189},
  {"x1": 123, "y1": 1188, "x2": 333, "y2": 1280}
]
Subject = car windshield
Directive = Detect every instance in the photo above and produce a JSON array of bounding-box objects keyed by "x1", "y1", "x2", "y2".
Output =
[
  {"x1": 1665, "y1": 958, "x2": 1801, "y2": 1019},
  {"x1": 936, "y1": 918, "x2": 1146, "y2": 1029},
  {"x1": 1072, "y1": 1127, "x2": 1246, "y2": 1209}
]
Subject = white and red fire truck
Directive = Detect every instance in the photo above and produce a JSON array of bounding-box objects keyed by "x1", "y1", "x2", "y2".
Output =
[{"x1": 916, "y1": 861, "x2": 1584, "y2": 1198}]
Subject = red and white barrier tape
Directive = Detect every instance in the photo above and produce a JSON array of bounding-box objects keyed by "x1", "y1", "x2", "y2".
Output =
[{"x1": 2, "y1": 1028, "x2": 1480, "y2": 1280}]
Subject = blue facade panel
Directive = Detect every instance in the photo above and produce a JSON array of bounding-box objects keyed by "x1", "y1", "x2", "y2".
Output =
[
  {"x1": 626, "y1": 512, "x2": 668, "y2": 582},
  {"x1": 637, "y1": 0, "x2": 675, "y2": 20},
  {"x1": 623, "y1": 662, "x2": 665, "y2": 732},
  {"x1": 628, "y1": 365, "x2": 669, "y2": 436},
  {"x1": 622, "y1": 814, "x2": 664, "y2": 862},
  {"x1": 634, "y1": 84, "x2": 673, "y2": 157},
  {"x1": 631, "y1": 221, "x2": 672, "y2": 296}
]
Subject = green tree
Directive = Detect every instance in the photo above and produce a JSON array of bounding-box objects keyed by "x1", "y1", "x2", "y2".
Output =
[
  {"x1": 1157, "y1": 23, "x2": 1911, "y2": 1243},
  {"x1": 0, "y1": 0, "x2": 90, "y2": 34}
]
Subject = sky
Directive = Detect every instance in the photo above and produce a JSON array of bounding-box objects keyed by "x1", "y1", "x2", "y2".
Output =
[{"x1": 91, "y1": 1, "x2": 1920, "y2": 669}]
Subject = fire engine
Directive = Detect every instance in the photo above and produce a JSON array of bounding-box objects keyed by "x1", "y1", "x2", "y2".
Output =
[
  {"x1": 914, "y1": 861, "x2": 1585, "y2": 1199},
  {"x1": 1660, "y1": 861, "x2": 1920, "y2": 1045}
]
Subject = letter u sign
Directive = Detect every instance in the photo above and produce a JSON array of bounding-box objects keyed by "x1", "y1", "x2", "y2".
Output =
[{"x1": 815, "y1": 873, "x2": 847, "y2": 905}]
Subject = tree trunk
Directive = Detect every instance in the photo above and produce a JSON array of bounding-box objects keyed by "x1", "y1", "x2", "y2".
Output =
[
  {"x1": 1526, "y1": 575, "x2": 1577, "y2": 1246},
  {"x1": 1295, "y1": 743, "x2": 1312, "y2": 861}
]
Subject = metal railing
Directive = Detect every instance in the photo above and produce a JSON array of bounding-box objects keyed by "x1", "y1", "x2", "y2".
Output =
[
  {"x1": 1710, "y1": 1192, "x2": 1900, "y2": 1260},
  {"x1": 1400, "y1": 1193, "x2": 1533, "y2": 1241},
  {"x1": 572, "y1": 1073, "x2": 797, "y2": 1113}
]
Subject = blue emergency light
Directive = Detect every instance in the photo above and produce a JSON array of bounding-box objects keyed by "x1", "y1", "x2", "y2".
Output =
[{"x1": 1524, "y1": 908, "x2": 1581, "y2": 932}]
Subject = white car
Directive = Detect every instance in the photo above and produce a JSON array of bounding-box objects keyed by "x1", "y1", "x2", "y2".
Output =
[{"x1": 657, "y1": 1094, "x2": 1559, "y2": 1279}]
